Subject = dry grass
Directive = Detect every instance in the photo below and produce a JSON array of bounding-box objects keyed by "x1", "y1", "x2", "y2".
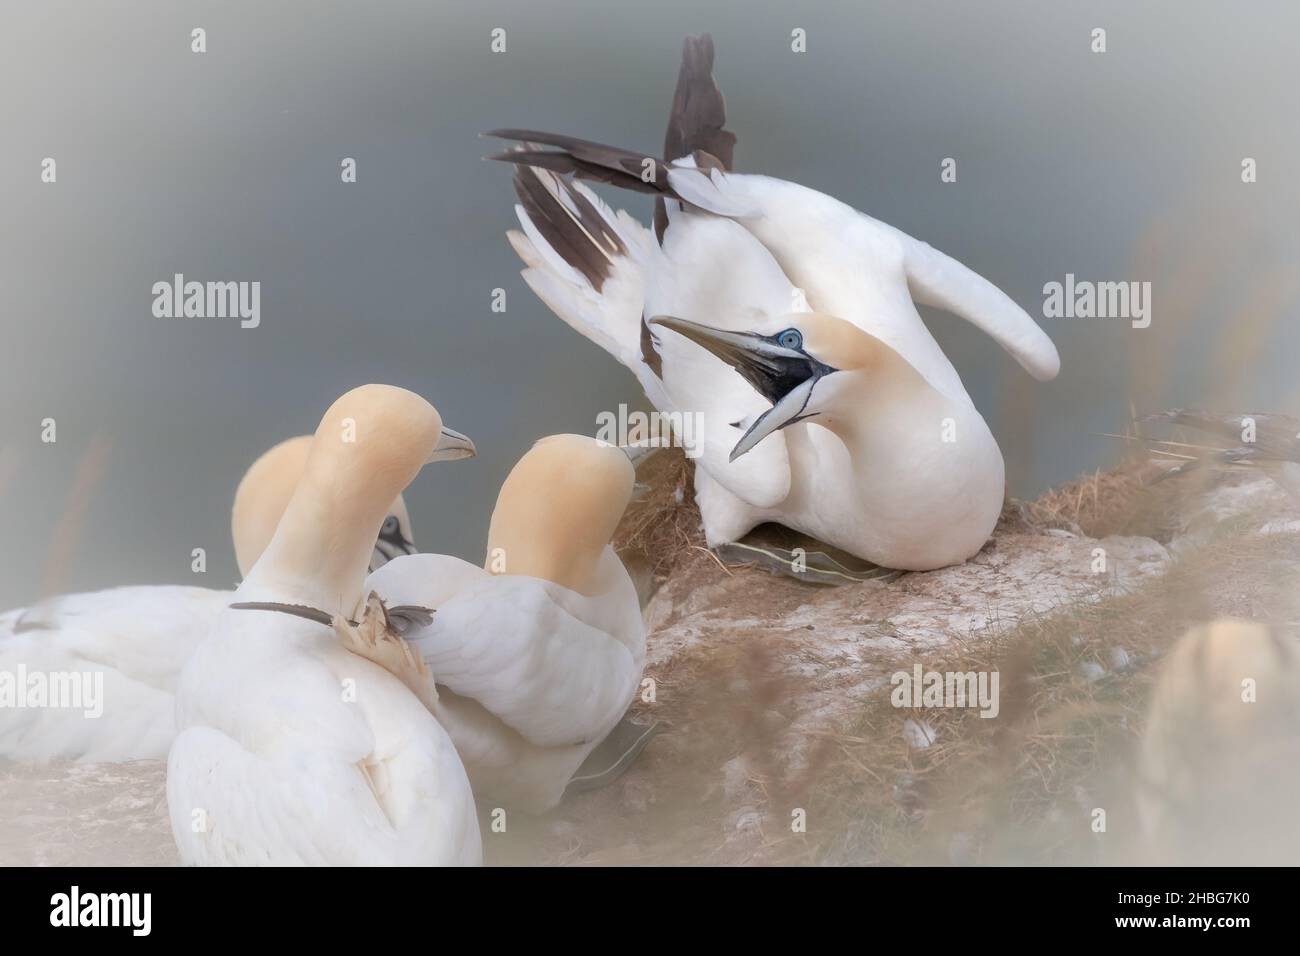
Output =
[
  {"x1": 790, "y1": 511, "x2": 1300, "y2": 866},
  {"x1": 613, "y1": 447, "x2": 706, "y2": 578},
  {"x1": 1020, "y1": 454, "x2": 1190, "y2": 542}
]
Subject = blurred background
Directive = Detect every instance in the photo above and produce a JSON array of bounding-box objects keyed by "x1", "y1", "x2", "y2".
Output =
[{"x1": 2, "y1": 0, "x2": 1297, "y2": 608}]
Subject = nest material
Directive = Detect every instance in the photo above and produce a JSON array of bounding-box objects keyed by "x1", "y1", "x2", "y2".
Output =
[
  {"x1": 1022, "y1": 458, "x2": 1192, "y2": 542},
  {"x1": 613, "y1": 447, "x2": 707, "y2": 577}
]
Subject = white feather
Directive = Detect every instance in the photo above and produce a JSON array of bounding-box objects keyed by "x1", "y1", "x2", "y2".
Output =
[
  {"x1": 364, "y1": 550, "x2": 645, "y2": 812},
  {"x1": 168, "y1": 602, "x2": 480, "y2": 866}
]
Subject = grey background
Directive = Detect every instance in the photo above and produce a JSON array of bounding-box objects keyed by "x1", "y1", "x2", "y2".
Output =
[{"x1": 2, "y1": 0, "x2": 1297, "y2": 608}]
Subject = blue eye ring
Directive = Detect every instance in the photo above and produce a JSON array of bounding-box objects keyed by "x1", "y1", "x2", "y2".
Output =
[{"x1": 777, "y1": 328, "x2": 803, "y2": 350}]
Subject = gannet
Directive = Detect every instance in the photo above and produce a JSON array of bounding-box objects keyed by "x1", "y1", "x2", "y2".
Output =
[
  {"x1": 232, "y1": 435, "x2": 422, "y2": 576},
  {"x1": 167, "y1": 384, "x2": 481, "y2": 866},
  {"x1": 1139, "y1": 619, "x2": 1300, "y2": 864},
  {"x1": 365, "y1": 434, "x2": 646, "y2": 811},
  {"x1": 487, "y1": 34, "x2": 1059, "y2": 571},
  {"x1": 0, "y1": 434, "x2": 429, "y2": 763},
  {"x1": 1138, "y1": 409, "x2": 1300, "y2": 501}
]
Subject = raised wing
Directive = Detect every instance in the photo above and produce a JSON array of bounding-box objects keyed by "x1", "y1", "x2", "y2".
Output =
[
  {"x1": 901, "y1": 228, "x2": 1060, "y2": 381},
  {"x1": 500, "y1": 159, "x2": 794, "y2": 506},
  {"x1": 703, "y1": 172, "x2": 1060, "y2": 397}
]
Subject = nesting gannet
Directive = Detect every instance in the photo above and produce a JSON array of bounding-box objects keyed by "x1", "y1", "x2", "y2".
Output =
[
  {"x1": 1139, "y1": 619, "x2": 1300, "y2": 864},
  {"x1": 365, "y1": 434, "x2": 646, "y2": 811},
  {"x1": 167, "y1": 384, "x2": 481, "y2": 866},
  {"x1": 0, "y1": 434, "x2": 426, "y2": 763},
  {"x1": 1138, "y1": 409, "x2": 1300, "y2": 501},
  {"x1": 486, "y1": 34, "x2": 1059, "y2": 571}
]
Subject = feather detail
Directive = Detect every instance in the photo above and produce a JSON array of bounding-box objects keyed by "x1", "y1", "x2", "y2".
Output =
[{"x1": 333, "y1": 593, "x2": 439, "y2": 712}]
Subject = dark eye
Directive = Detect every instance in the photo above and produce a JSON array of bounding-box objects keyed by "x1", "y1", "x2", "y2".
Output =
[
  {"x1": 777, "y1": 328, "x2": 803, "y2": 350},
  {"x1": 382, "y1": 516, "x2": 398, "y2": 534}
]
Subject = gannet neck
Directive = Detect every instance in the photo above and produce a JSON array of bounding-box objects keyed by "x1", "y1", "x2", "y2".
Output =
[
  {"x1": 244, "y1": 385, "x2": 445, "y2": 618},
  {"x1": 814, "y1": 351, "x2": 954, "y2": 462},
  {"x1": 484, "y1": 434, "x2": 635, "y2": 596},
  {"x1": 231, "y1": 436, "x2": 314, "y2": 578},
  {"x1": 231, "y1": 435, "x2": 414, "y2": 578}
]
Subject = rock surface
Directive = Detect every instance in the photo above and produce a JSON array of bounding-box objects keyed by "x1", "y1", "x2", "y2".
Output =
[
  {"x1": 0, "y1": 471, "x2": 1291, "y2": 866},
  {"x1": 639, "y1": 530, "x2": 1171, "y2": 772}
]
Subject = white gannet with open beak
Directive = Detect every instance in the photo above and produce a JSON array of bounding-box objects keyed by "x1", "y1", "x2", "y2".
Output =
[
  {"x1": 168, "y1": 384, "x2": 480, "y2": 866},
  {"x1": 0, "y1": 434, "x2": 425, "y2": 764},
  {"x1": 486, "y1": 34, "x2": 1059, "y2": 571},
  {"x1": 365, "y1": 434, "x2": 646, "y2": 812}
]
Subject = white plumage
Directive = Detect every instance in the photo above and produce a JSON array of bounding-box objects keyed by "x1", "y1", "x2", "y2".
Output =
[
  {"x1": 167, "y1": 385, "x2": 480, "y2": 866},
  {"x1": 365, "y1": 433, "x2": 646, "y2": 811},
  {"x1": 0, "y1": 435, "x2": 418, "y2": 764},
  {"x1": 490, "y1": 35, "x2": 1060, "y2": 570},
  {"x1": 367, "y1": 549, "x2": 644, "y2": 811},
  {"x1": 168, "y1": 601, "x2": 480, "y2": 866},
  {"x1": 0, "y1": 587, "x2": 223, "y2": 762}
]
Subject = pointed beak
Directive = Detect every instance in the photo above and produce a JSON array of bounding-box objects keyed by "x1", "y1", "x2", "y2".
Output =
[
  {"x1": 650, "y1": 316, "x2": 834, "y2": 461},
  {"x1": 726, "y1": 379, "x2": 820, "y2": 461},
  {"x1": 428, "y1": 426, "x2": 477, "y2": 463},
  {"x1": 650, "y1": 317, "x2": 805, "y2": 387}
]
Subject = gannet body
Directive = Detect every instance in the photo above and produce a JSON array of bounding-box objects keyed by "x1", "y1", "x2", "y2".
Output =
[
  {"x1": 168, "y1": 385, "x2": 480, "y2": 866},
  {"x1": 366, "y1": 434, "x2": 645, "y2": 811},
  {"x1": 0, "y1": 435, "x2": 422, "y2": 763},
  {"x1": 0, "y1": 586, "x2": 227, "y2": 762},
  {"x1": 489, "y1": 35, "x2": 1059, "y2": 570}
]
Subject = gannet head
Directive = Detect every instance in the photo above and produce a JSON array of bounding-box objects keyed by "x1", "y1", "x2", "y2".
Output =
[
  {"x1": 652, "y1": 312, "x2": 908, "y2": 461},
  {"x1": 485, "y1": 433, "x2": 635, "y2": 595},
  {"x1": 302, "y1": 384, "x2": 474, "y2": 506},
  {"x1": 230, "y1": 424, "x2": 473, "y2": 577},
  {"x1": 243, "y1": 386, "x2": 474, "y2": 612}
]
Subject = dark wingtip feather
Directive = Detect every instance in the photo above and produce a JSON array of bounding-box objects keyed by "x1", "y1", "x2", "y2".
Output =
[
  {"x1": 509, "y1": 159, "x2": 630, "y2": 292},
  {"x1": 656, "y1": 33, "x2": 736, "y2": 241},
  {"x1": 489, "y1": 139, "x2": 670, "y2": 196}
]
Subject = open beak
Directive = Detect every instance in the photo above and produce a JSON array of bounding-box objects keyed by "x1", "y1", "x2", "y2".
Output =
[
  {"x1": 428, "y1": 426, "x2": 477, "y2": 463},
  {"x1": 650, "y1": 316, "x2": 833, "y2": 462}
]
